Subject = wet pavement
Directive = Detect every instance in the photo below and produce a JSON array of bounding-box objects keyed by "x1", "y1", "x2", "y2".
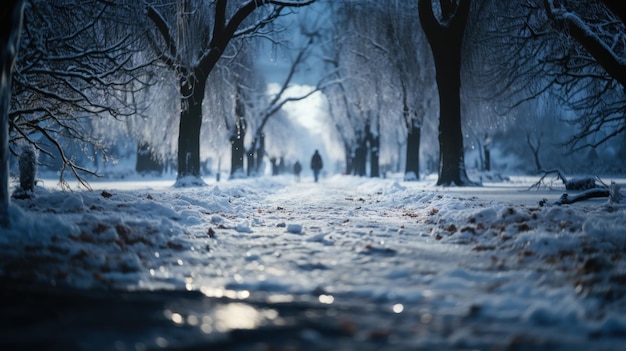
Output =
[{"x1": 2, "y1": 277, "x2": 623, "y2": 351}]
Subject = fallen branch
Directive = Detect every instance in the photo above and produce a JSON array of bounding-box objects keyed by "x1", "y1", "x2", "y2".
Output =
[
  {"x1": 540, "y1": 181, "x2": 623, "y2": 206},
  {"x1": 528, "y1": 169, "x2": 603, "y2": 191}
]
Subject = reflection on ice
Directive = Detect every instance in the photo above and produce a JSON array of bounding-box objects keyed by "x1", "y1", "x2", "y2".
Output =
[
  {"x1": 165, "y1": 302, "x2": 279, "y2": 334},
  {"x1": 214, "y1": 304, "x2": 280, "y2": 333},
  {"x1": 266, "y1": 294, "x2": 295, "y2": 303},
  {"x1": 318, "y1": 294, "x2": 334, "y2": 304},
  {"x1": 215, "y1": 303, "x2": 264, "y2": 331},
  {"x1": 200, "y1": 286, "x2": 250, "y2": 299}
]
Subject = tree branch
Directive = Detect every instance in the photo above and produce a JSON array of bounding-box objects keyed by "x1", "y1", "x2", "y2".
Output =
[
  {"x1": 544, "y1": 0, "x2": 626, "y2": 89},
  {"x1": 146, "y1": 4, "x2": 178, "y2": 65}
]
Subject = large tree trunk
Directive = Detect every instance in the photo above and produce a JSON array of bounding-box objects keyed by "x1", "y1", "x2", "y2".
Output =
[
  {"x1": 177, "y1": 73, "x2": 206, "y2": 183},
  {"x1": 419, "y1": 0, "x2": 474, "y2": 186},
  {"x1": 1, "y1": 0, "x2": 25, "y2": 227},
  {"x1": 405, "y1": 118, "x2": 421, "y2": 181}
]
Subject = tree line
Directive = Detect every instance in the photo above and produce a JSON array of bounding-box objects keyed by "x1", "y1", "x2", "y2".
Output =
[{"x1": 2, "y1": 0, "x2": 625, "y2": 226}]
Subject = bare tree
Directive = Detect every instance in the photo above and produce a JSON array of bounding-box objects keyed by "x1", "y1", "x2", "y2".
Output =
[
  {"x1": 419, "y1": 0, "x2": 476, "y2": 186},
  {"x1": 381, "y1": 2, "x2": 434, "y2": 181},
  {"x1": 144, "y1": 0, "x2": 315, "y2": 186},
  {"x1": 246, "y1": 36, "x2": 335, "y2": 177},
  {"x1": 325, "y1": 1, "x2": 419, "y2": 178},
  {"x1": 478, "y1": 0, "x2": 626, "y2": 158},
  {"x1": 1, "y1": 0, "x2": 25, "y2": 227},
  {"x1": 10, "y1": 0, "x2": 155, "y2": 189},
  {"x1": 542, "y1": 0, "x2": 626, "y2": 151}
]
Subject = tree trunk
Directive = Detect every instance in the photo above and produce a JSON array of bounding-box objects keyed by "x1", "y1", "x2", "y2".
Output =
[
  {"x1": 405, "y1": 119, "x2": 421, "y2": 181},
  {"x1": 365, "y1": 122, "x2": 379, "y2": 178},
  {"x1": 230, "y1": 118, "x2": 245, "y2": 178},
  {"x1": 1, "y1": 0, "x2": 25, "y2": 227},
  {"x1": 136, "y1": 142, "x2": 163, "y2": 175},
  {"x1": 484, "y1": 147, "x2": 490, "y2": 171},
  {"x1": 177, "y1": 73, "x2": 206, "y2": 182},
  {"x1": 255, "y1": 133, "x2": 265, "y2": 175},
  {"x1": 246, "y1": 138, "x2": 255, "y2": 177},
  {"x1": 344, "y1": 143, "x2": 354, "y2": 175},
  {"x1": 246, "y1": 150, "x2": 254, "y2": 176},
  {"x1": 230, "y1": 90, "x2": 246, "y2": 178},
  {"x1": 370, "y1": 134, "x2": 380, "y2": 178},
  {"x1": 527, "y1": 133, "x2": 542, "y2": 172},
  {"x1": 419, "y1": 0, "x2": 474, "y2": 186},
  {"x1": 483, "y1": 133, "x2": 491, "y2": 171},
  {"x1": 354, "y1": 135, "x2": 367, "y2": 177}
]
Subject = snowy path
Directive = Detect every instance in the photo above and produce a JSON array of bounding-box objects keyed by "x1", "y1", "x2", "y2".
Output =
[
  {"x1": 2, "y1": 174, "x2": 626, "y2": 350},
  {"x1": 140, "y1": 176, "x2": 625, "y2": 350}
]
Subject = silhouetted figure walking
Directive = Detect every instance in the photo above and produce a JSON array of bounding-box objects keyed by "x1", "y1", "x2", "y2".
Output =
[{"x1": 310, "y1": 150, "x2": 323, "y2": 183}]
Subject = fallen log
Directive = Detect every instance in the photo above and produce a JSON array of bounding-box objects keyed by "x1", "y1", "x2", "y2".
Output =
[{"x1": 554, "y1": 188, "x2": 610, "y2": 205}]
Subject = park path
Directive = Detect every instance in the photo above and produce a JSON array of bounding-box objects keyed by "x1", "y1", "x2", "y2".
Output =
[
  {"x1": 2, "y1": 175, "x2": 623, "y2": 350},
  {"x1": 144, "y1": 176, "x2": 617, "y2": 350}
]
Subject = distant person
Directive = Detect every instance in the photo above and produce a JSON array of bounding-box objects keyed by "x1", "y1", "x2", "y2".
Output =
[
  {"x1": 310, "y1": 149, "x2": 323, "y2": 183},
  {"x1": 293, "y1": 160, "x2": 302, "y2": 182}
]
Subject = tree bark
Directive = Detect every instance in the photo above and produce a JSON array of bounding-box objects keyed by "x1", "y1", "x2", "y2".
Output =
[
  {"x1": 177, "y1": 72, "x2": 206, "y2": 181},
  {"x1": 1, "y1": 0, "x2": 24, "y2": 227},
  {"x1": 405, "y1": 118, "x2": 421, "y2": 180},
  {"x1": 419, "y1": 0, "x2": 474, "y2": 186}
]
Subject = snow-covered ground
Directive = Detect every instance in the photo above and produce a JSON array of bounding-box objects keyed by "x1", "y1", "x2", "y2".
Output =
[{"x1": 1, "y1": 172, "x2": 626, "y2": 350}]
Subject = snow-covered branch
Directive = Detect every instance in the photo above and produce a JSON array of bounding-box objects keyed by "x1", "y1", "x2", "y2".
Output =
[{"x1": 544, "y1": 0, "x2": 626, "y2": 88}]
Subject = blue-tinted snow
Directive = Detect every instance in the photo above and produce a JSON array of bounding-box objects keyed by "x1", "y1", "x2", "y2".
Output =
[{"x1": 1, "y1": 172, "x2": 625, "y2": 348}]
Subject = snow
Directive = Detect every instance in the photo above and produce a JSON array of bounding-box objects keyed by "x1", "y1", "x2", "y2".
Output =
[{"x1": 2, "y1": 172, "x2": 626, "y2": 348}]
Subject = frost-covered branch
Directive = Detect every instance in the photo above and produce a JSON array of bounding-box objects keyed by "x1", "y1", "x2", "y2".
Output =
[
  {"x1": 544, "y1": 0, "x2": 626, "y2": 88},
  {"x1": 10, "y1": 0, "x2": 156, "y2": 185}
]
